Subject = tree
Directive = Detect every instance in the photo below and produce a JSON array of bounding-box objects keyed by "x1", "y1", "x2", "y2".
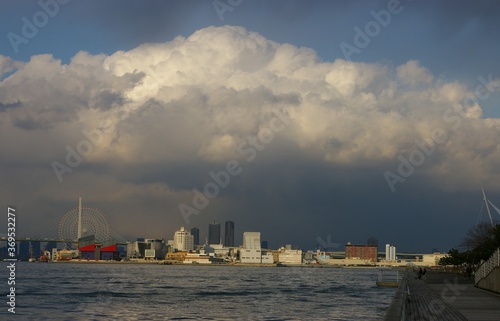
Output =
[
  {"x1": 438, "y1": 248, "x2": 467, "y2": 267},
  {"x1": 461, "y1": 222, "x2": 500, "y2": 263}
]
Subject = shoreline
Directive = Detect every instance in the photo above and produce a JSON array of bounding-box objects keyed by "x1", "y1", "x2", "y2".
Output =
[{"x1": 16, "y1": 259, "x2": 412, "y2": 269}]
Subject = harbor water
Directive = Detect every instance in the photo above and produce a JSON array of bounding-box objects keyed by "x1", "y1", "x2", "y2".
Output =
[{"x1": 2, "y1": 262, "x2": 396, "y2": 320}]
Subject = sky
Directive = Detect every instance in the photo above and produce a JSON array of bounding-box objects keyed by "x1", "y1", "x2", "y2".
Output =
[{"x1": 1, "y1": 0, "x2": 500, "y2": 253}]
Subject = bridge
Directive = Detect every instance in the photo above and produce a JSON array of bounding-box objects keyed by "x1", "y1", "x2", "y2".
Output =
[{"x1": 319, "y1": 251, "x2": 434, "y2": 259}]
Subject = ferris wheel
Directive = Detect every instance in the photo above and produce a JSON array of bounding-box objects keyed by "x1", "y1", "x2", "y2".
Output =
[{"x1": 58, "y1": 205, "x2": 110, "y2": 244}]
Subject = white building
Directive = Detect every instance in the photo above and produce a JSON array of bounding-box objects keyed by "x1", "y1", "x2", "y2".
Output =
[
  {"x1": 422, "y1": 253, "x2": 445, "y2": 266},
  {"x1": 385, "y1": 244, "x2": 396, "y2": 261},
  {"x1": 240, "y1": 248, "x2": 262, "y2": 264},
  {"x1": 240, "y1": 232, "x2": 272, "y2": 264},
  {"x1": 261, "y1": 252, "x2": 274, "y2": 264},
  {"x1": 145, "y1": 239, "x2": 164, "y2": 250},
  {"x1": 243, "y1": 232, "x2": 261, "y2": 249},
  {"x1": 278, "y1": 248, "x2": 303, "y2": 265},
  {"x1": 173, "y1": 227, "x2": 194, "y2": 251},
  {"x1": 183, "y1": 252, "x2": 211, "y2": 264},
  {"x1": 390, "y1": 245, "x2": 396, "y2": 261}
]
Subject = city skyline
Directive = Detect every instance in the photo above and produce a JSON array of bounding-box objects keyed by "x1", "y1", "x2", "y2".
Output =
[{"x1": 1, "y1": 1, "x2": 500, "y2": 253}]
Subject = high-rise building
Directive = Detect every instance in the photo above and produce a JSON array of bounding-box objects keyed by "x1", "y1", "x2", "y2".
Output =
[
  {"x1": 261, "y1": 240, "x2": 268, "y2": 249},
  {"x1": 208, "y1": 222, "x2": 221, "y2": 245},
  {"x1": 191, "y1": 227, "x2": 200, "y2": 246},
  {"x1": 224, "y1": 221, "x2": 234, "y2": 247},
  {"x1": 173, "y1": 227, "x2": 194, "y2": 251}
]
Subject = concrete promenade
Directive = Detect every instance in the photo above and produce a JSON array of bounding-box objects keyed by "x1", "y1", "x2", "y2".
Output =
[{"x1": 385, "y1": 269, "x2": 500, "y2": 320}]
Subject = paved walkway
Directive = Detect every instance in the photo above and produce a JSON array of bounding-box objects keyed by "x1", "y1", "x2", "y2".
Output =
[{"x1": 407, "y1": 269, "x2": 500, "y2": 321}]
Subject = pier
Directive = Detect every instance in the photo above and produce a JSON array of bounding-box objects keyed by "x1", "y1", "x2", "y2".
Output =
[
  {"x1": 384, "y1": 269, "x2": 500, "y2": 321},
  {"x1": 376, "y1": 268, "x2": 404, "y2": 287}
]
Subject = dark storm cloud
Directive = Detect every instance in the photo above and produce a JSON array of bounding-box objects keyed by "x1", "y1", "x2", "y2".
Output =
[{"x1": 1, "y1": 25, "x2": 499, "y2": 251}]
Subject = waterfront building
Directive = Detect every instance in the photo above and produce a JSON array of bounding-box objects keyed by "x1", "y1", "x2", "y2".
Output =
[
  {"x1": 79, "y1": 235, "x2": 118, "y2": 260},
  {"x1": 278, "y1": 247, "x2": 303, "y2": 265},
  {"x1": 344, "y1": 243, "x2": 378, "y2": 262},
  {"x1": 173, "y1": 227, "x2": 194, "y2": 251},
  {"x1": 261, "y1": 251, "x2": 274, "y2": 264},
  {"x1": 183, "y1": 252, "x2": 212, "y2": 264},
  {"x1": 241, "y1": 232, "x2": 262, "y2": 264},
  {"x1": 224, "y1": 221, "x2": 234, "y2": 247},
  {"x1": 304, "y1": 250, "x2": 314, "y2": 263},
  {"x1": 240, "y1": 248, "x2": 264, "y2": 263},
  {"x1": 144, "y1": 238, "x2": 166, "y2": 260},
  {"x1": 422, "y1": 252, "x2": 445, "y2": 266},
  {"x1": 191, "y1": 227, "x2": 200, "y2": 246},
  {"x1": 145, "y1": 239, "x2": 164, "y2": 251},
  {"x1": 385, "y1": 244, "x2": 390, "y2": 261},
  {"x1": 127, "y1": 238, "x2": 159, "y2": 259},
  {"x1": 166, "y1": 251, "x2": 187, "y2": 262},
  {"x1": 208, "y1": 221, "x2": 221, "y2": 245}
]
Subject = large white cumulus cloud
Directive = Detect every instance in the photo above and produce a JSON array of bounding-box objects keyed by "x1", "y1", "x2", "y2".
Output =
[{"x1": 1, "y1": 25, "x2": 500, "y2": 204}]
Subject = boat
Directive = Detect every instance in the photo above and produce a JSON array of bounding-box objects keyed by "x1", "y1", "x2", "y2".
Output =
[
  {"x1": 39, "y1": 251, "x2": 49, "y2": 262},
  {"x1": 28, "y1": 244, "x2": 36, "y2": 262}
]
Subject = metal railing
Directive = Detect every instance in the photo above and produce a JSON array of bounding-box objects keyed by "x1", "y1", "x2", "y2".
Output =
[
  {"x1": 382, "y1": 271, "x2": 410, "y2": 321},
  {"x1": 402, "y1": 274, "x2": 410, "y2": 321},
  {"x1": 475, "y1": 247, "x2": 500, "y2": 285},
  {"x1": 378, "y1": 269, "x2": 403, "y2": 283}
]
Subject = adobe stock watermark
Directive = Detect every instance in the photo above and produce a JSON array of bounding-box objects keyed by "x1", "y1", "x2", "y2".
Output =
[
  {"x1": 384, "y1": 74, "x2": 500, "y2": 193},
  {"x1": 340, "y1": 0, "x2": 404, "y2": 61},
  {"x1": 179, "y1": 108, "x2": 290, "y2": 224},
  {"x1": 316, "y1": 234, "x2": 340, "y2": 251},
  {"x1": 52, "y1": 119, "x2": 114, "y2": 183},
  {"x1": 7, "y1": 0, "x2": 71, "y2": 54},
  {"x1": 212, "y1": 0, "x2": 243, "y2": 21}
]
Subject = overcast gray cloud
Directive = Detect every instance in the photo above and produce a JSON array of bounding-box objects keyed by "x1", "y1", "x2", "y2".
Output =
[{"x1": 1, "y1": 25, "x2": 500, "y2": 251}]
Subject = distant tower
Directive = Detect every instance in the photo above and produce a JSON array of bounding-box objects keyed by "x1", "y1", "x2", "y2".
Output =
[
  {"x1": 390, "y1": 245, "x2": 396, "y2": 261},
  {"x1": 191, "y1": 227, "x2": 200, "y2": 246},
  {"x1": 77, "y1": 196, "x2": 82, "y2": 240},
  {"x1": 385, "y1": 244, "x2": 390, "y2": 261},
  {"x1": 173, "y1": 227, "x2": 194, "y2": 251},
  {"x1": 224, "y1": 221, "x2": 234, "y2": 247},
  {"x1": 208, "y1": 222, "x2": 221, "y2": 245}
]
